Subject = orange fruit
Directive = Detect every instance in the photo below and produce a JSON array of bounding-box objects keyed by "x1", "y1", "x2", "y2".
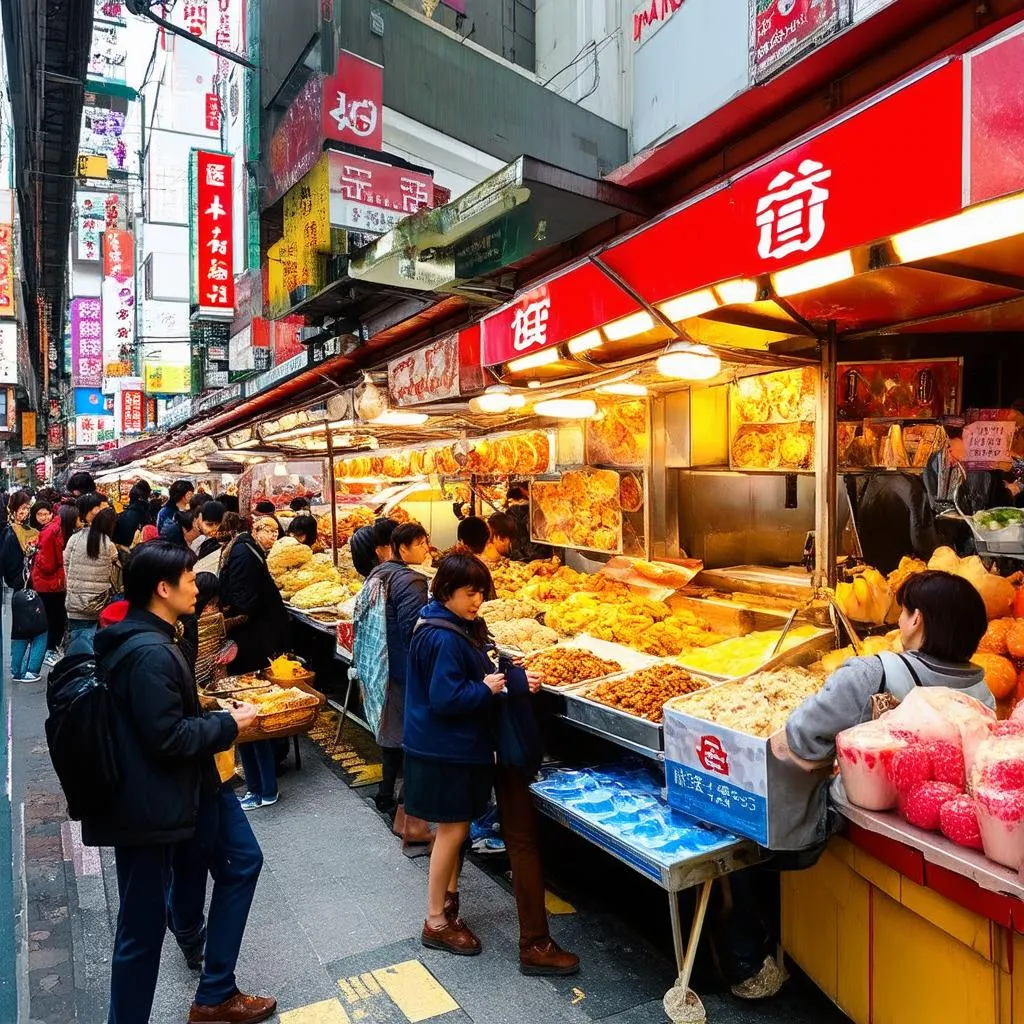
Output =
[
  {"x1": 1007, "y1": 620, "x2": 1024, "y2": 659},
  {"x1": 973, "y1": 652, "x2": 1018, "y2": 700},
  {"x1": 978, "y1": 618, "x2": 1014, "y2": 655}
]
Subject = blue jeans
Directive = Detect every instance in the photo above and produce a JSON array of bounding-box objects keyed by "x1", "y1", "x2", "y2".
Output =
[
  {"x1": 238, "y1": 741, "x2": 278, "y2": 801},
  {"x1": 11, "y1": 633, "x2": 46, "y2": 679},
  {"x1": 67, "y1": 619, "x2": 97, "y2": 640},
  {"x1": 109, "y1": 787, "x2": 264, "y2": 1021},
  {"x1": 168, "y1": 783, "x2": 264, "y2": 1006}
]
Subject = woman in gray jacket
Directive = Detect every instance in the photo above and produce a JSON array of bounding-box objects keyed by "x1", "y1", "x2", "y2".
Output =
[{"x1": 65, "y1": 507, "x2": 121, "y2": 639}]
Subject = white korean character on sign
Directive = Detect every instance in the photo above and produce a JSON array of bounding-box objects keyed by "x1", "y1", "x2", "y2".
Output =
[
  {"x1": 511, "y1": 297, "x2": 551, "y2": 353},
  {"x1": 206, "y1": 226, "x2": 228, "y2": 256},
  {"x1": 339, "y1": 164, "x2": 373, "y2": 203},
  {"x1": 400, "y1": 176, "x2": 431, "y2": 213},
  {"x1": 327, "y1": 92, "x2": 379, "y2": 140},
  {"x1": 755, "y1": 159, "x2": 832, "y2": 261},
  {"x1": 208, "y1": 258, "x2": 229, "y2": 282},
  {"x1": 207, "y1": 285, "x2": 228, "y2": 305},
  {"x1": 205, "y1": 195, "x2": 227, "y2": 221},
  {"x1": 205, "y1": 161, "x2": 226, "y2": 188}
]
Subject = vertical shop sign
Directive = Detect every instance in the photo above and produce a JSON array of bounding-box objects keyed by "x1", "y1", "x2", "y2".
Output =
[
  {"x1": 70, "y1": 298, "x2": 104, "y2": 386},
  {"x1": 267, "y1": 74, "x2": 324, "y2": 205},
  {"x1": 0, "y1": 222, "x2": 14, "y2": 318},
  {"x1": 205, "y1": 93, "x2": 221, "y2": 131},
  {"x1": 750, "y1": 0, "x2": 845, "y2": 82},
  {"x1": 190, "y1": 150, "x2": 235, "y2": 319},
  {"x1": 322, "y1": 51, "x2": 384, "y2": 151},
  {"x1": 119, "y1": 387, "x2": 145, "y2": 434},
  {"x1": 183, "y1": 0, "x2": 209, "y2": 36},
  {"x1": 48, "y1": 422, "x2": 62, "y2": 447},
  {"x1": 0, "y1": 322, "x2": 16, "y2": 384},
  {"x1": 283, "y1": 156, "x2": 331, "y2": 290},
  {"x1": 101, "y1": 229, "x2": 136, "y2": 380},
  {"x1": 213, "y1": 0, "x2": 232, "y2": 84},
  {"x1": 104, "y1": 193, "x2": 122, "y2": 231},
  {"x1": 77, "y1": 192, "x2": 103, "y2": 261}
]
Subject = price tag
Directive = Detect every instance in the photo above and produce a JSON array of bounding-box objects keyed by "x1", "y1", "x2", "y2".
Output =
[{"x1": 963, "y1": 419, "x2": 1017, "y2": 468}]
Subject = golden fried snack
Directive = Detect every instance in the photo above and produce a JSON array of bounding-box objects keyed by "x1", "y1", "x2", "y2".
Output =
[
  {"x1": 524, "y1": 648, "x2": 621, "y2": 688},
  {"x1": 585, "y1": 664, "x2": 710, "y2": 722}
]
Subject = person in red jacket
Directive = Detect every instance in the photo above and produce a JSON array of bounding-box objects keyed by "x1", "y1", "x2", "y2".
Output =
[{"x1": 32, "y1": 503, "x2": 79, "y2": 662}]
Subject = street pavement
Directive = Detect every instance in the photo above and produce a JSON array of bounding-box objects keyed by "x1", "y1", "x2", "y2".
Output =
[{"x1": 7, "y1": 658, "x2": 852, "y2": 1024}]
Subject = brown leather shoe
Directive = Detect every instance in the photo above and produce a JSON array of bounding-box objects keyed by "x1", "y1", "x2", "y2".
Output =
[
  {"x1": 402, "y1": 813, "x2": 434, "y2": 845},
  {"x1": 519, "y1": 938, "x2": 580, "y2": 976},
  {"x1": 421, "y1": 918, "x2": 482, "y2": 956},
  {"x1": 187, "y1": 991, "x2": 277, "y2": 1023},
  {"x1": 392, "y1": 805, "x2": 408, "y2": 838},
  {"x1": 443, "y1": 890, "x2": 460, "y2": 922}
]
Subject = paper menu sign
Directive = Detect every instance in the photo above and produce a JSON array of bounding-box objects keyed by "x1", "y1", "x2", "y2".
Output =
[{"x1": 963, "y1": 419, "x2": 1017, "y2": 468}]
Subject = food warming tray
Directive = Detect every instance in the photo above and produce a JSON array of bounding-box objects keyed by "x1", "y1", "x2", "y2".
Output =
[{"x1": 532, "y1": 635, "x2": 663, "y2": 694}]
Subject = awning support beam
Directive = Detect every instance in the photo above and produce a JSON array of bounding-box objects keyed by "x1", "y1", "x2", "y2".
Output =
[{"x1": 588, "y1": 255, "x2": 691, "y2": 342}]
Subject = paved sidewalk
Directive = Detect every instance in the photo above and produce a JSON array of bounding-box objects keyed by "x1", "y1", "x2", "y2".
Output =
[{"x1": 9, "y1": 666, "x2": 851, "y2": 1024}]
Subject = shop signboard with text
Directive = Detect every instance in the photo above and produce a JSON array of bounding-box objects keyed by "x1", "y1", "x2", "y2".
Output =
[
  {"x1": 322, "y1": 51, "x2": 384, "y2": 152},
  {"x1": 388, "y1": 334, "x2": 460, "y2": 407},
  {"x1": 0, "y1": 323, "x2": 16, "y2": 385},
  {"x1": 189, "y1": 149, "x2": 235, "y2": 319},
  {"x1": 328, "y1": 151, "x2": 434, "y2": 234},
  {"x1": 77, "y1": 191, "x2": 104, "y2": 261},
  {"x1": 750, "y1": 0, "x2": 847, "y2": 82},
  {"x1": 144, "y1": 363, "x2": 193, "y2": 395},
  {"x1": 70, "y1": 298, "x2": 104, "y2": 387},
  {"x1": 266, "y1": 74, "x2": 324, "y2": 206},
  {"x1": 101, "y1": 229, "x2": 136, "y2": 385},
  {"x1": 0, "y1": 217, "x2": 13, "y2": 319}
]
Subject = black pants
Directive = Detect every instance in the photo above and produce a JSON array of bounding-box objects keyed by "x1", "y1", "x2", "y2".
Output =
[
  {"x1": 38, "y1": 591, "x2": 66, "y2": 650},
  {"x1": 377, "y1": 746, "x2": 403, "y2": 810},
  {"x1": 714, "y1": 867, "x2": 779, "y2": 986}
]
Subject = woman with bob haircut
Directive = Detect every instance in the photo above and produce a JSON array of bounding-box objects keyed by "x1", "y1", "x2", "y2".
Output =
[
  {"x1": 403, "y1": 554, "x2": 578, "y2": 976},
  {"x1": 712, "y1": 571, "x2": 993, "y2": 1003},
  {"x1": 782, "y1": 568, "x2": 992, "y2": 767}
]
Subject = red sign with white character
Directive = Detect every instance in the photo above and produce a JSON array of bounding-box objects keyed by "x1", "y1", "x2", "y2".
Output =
[
  {"x1": 205, "y1": 93, "x2": 221, "y2": 131},
  {"x1": 103, "y1": 228, "x2": 134, "y2": 281},
  {"x1": 696, "y1": 736, "x2": 730, "y2": 776},
  {"x1": 327, "y1": 151, "x2": 433, "y2": 231},
  {"x1": 191, "y1": 150, "x2": 235, "y2": 319},
  {"x1": 481, "y1": 262, "x2": 640, "y2": 366},
  {"x1": 601, "y1": 61, "x2": 964, "y2": 305},
  {"x1": 388, "y1": 334, "x2": 459, "y2": 407},
  {"x1": 322, "y1": 51, "x2": 384, "y2": 151},
  {"x1": 120, "y1": 389, "x2": 144, "y2": 434}
]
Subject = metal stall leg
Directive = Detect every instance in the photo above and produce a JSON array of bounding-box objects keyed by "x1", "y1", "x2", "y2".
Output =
[
  {"x1": 664, "y1": 879, "x2": 714, "y2": 1024},
  {"x1": 333, "y1": 673, "x2": 355, "y2": 750},
  {"x1": 293, "y1": 735, "x2": 302, "y2": 771}
]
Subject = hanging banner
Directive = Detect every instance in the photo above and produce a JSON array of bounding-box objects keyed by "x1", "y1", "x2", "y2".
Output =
[
  {"x1": 101, "y1": 230, "x2": 136, "y2": 382},
  {"x1": 750, "y1": 0, "x2": 846, "y2": 83},
  {"x1": 118, "y1": 386, "x2": 145, "y2": 434},
  {"x1": 322, "y1": 51, "x2": 384, "y2": 152},
  {"x1": 77, "y1": 191, "x2": 104, "y2": 261},
  {"x1": 190, "y1": 149, "x2": 235, "y2": 319},
  {"x1": 0, "y1": 222, "x2": 14, "y2": 318},
  {"x1": 70, "y1": 297, "x2": 104, "y2": 386},
  {"x1": 21, "y1": 412, "x2": 36, "y2": 448}
]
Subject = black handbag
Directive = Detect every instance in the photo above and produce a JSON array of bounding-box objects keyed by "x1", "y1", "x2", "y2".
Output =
[
  {"x1": 493, "y1": 690, "x2": 545, "y2": 779},
  {"x1": 12, "y1": 586, "x2": 48, "y2": 640}
]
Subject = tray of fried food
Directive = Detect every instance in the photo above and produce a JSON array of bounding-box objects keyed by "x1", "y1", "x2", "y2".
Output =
[
  {"x1": 574, "y1": 663, "x2": 713, "y2": 723},
  {"x1": 489, "y1": 618, "x2": 559, "y2": 656},
  {"x1": 524, "y1": 645, "x2": 624, "y2": 691},
  {"x1": 219, "y1": 685, "x2": 322, "y2": 736},
  {"x1": 480, "y1": 597, "x2": 545, "y2": 622}
]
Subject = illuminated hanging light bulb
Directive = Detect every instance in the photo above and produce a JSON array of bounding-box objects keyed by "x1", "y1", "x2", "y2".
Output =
[{"x1": 656, "y1": 342, "x2": 721, "y2": 381}]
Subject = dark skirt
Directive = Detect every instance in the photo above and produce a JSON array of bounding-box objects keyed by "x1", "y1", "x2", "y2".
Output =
[{"x1": 403, "y1": 753, "x2": 493, "y2": 823}]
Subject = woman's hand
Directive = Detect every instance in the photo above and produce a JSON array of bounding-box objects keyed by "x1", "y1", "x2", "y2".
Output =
[
  {"x1": 525, "y1": 670, "x2": 543, "y2": 694},
  {"x1": 483, "y1": 672, "x2": 506, "y2": 695}
]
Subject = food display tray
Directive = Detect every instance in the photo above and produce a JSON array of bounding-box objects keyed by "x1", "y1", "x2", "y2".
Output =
[
  {"x1": 287, "y1": 607, "x2": 342, "y2": 636},
  {"x1": 675, "y1": 627, "x2": 833, "y2": 681},
  {"x1": 562, "y1": 667, "x2": 719, "y2": 759},
  {"x1": 532, "y1": 635, "x2": 663, "y2": 694},
  {"x1": 529, "y1": 763, "x2": 759, "y2": 891}
]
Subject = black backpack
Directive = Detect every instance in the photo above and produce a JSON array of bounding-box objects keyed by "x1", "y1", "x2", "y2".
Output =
[{"x1": 44, "y1": 631, "x2": 167, "y2": 821}]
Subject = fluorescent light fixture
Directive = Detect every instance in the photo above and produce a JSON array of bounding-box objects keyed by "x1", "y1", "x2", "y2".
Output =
[
  {"x1": 468, "y1": 385, "x2": 526, "y2": 415},
  {"x1": 507, "y1": 347, "x2": 560, "y2": 373},
  {"x1": 371, "y1": 410, "x2": 429, "y2": 427},
  {"x1": 602, "y1": 310, "x2": 655, "y2": 341},
  {"x1": 527, "y1": 380, "x2": 543, "y2": 389},
  {"x1": 892, "y1": 193, "x2": 1024, "y2": 263},
  {"x1": 597, "y1": 382, "x2": 649, "y2": 397},
  {"x1": 533, "y1": 398, "x2": 598, "y2": 419},
  {"x1": 772, "y1": 251, "x2": 855, "y2": 297},
  {"x1": 714, "y1": 277, "x2": 759, "y2": 305},
  {"x1": 656, "y1": 342, "x2": 721, "y2": 381},
  {"x1": 659, "y1": 288, "x2": 718, "y2": 323},
  {"x1": 567, "y1": 330, "x2": 603, "y2": 355}
]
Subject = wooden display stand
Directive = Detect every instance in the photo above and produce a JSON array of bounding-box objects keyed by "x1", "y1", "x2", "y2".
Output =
[{"x1": 781, "y1": 826, "x2": 1024, "y2": 1024}]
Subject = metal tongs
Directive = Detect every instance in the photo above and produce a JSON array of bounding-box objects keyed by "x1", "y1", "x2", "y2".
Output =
[
  {"x1": 803, "y1": 584, "x2": 865, "y2": 656},
  {"x1": 769, "y1": 608, "x2": 798, "y2": 659}
]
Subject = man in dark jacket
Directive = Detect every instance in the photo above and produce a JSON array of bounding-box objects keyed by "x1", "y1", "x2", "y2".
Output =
[
  {"x1": 113, "y1": 480, "x2": 152, "y2": 548},
  {"x1": 84, "y1": 542, "x2": 275, "y2": 1024},
  {"x1": 361, "y1": 522, "x2": 430, "y2": 822}
]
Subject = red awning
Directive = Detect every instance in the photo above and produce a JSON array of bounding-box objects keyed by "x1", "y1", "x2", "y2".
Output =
[{"x1": 479, "y1": 23, "x2": 1024, "y2": 368}]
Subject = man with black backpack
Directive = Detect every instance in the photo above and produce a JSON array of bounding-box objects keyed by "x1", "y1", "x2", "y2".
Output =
[{"x1": 71, "y1": 542, "x2": 275, "y2": 1024}]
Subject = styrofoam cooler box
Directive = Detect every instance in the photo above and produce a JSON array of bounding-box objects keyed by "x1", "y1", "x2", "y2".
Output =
[{"x1": 663, "y1": 702, "x2": 829, "y2": 850}]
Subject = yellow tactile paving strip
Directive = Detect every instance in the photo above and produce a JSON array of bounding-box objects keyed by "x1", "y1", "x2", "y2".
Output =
[
  {"x1": 279, "y1": 998, "x2": 353, "y2": 1023},
  {"x1": 370, "y1": 960, "x2": 460, "y2": 1022}
]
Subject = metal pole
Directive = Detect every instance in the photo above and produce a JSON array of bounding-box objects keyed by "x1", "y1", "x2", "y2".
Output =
[
  {"x1": 325, "y1": 433, "x2": 339, "y2": 568},
  {"x1": 815, "y1": 322, "x2": 838, "y2": 587}
]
